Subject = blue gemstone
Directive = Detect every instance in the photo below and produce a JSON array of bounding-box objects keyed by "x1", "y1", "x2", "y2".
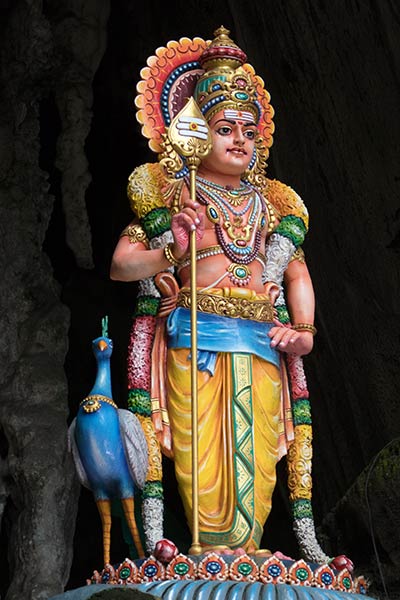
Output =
[
  {"x1": 206, "y1": 561, "x2": 221, "y2": 574},
  {"x1": 267, "y1": 564, "x2": 281, "y2": 577},
  {"x1": 144, "y1": 565, "x2": 157, "y2": 576}
]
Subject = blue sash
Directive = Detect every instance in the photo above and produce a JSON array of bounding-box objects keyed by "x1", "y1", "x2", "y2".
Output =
[{"x1": 167, "y1": 307, "x2": 280, "y2": 375}]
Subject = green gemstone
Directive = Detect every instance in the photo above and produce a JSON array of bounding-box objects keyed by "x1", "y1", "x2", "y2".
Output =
[
  {"x1": 343, "y1": 577, "x2": 351, "y2": 589},
  {"x1": 174, "y1": 563, "x2": 189, "y2": 575},
  {"x1": 296, "y1": 568, "x2": 309, "y2": 581},
  {"x1": 234, "y1": 91, "x2": 249, "y2": 100},
  {"x1": 119, "y1": 567, "x2": 131, "y2": 579},
  {"x1": 235, "y1": 267, "x2": 247, "y2": 278},
  {"x1": 238, "y1": 563, "x2": 252, "y2": 575}
]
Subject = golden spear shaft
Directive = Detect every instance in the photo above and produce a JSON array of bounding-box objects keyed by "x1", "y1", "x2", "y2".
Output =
[
  {"x1": 167, "y1": 99, "x2": 212, "y2": 555},
  {"x1": 188, "y1": 164, "x2": 200, "y2": 554}
]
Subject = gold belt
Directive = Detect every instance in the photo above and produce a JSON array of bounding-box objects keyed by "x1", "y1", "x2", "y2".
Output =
[{"x1": 177, "y1": 288, "x2": 274, "y2": 323}]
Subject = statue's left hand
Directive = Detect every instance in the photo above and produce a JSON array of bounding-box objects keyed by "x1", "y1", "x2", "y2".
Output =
[{"x1": 268, "y1": 324, "x2": 314, "y2": 356}]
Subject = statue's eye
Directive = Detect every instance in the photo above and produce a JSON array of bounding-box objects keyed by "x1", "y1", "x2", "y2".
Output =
[
  {"x1": 244, "y1": 129, "x2": 255, "y2": 139},
  {"x1": 217, "y1": 126, "x2": 232, "y2": 136}
]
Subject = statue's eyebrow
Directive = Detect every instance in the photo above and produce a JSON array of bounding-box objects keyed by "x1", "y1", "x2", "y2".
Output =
[{"x1": 214, "y1": 118, "x2": 257, "y2": 127}]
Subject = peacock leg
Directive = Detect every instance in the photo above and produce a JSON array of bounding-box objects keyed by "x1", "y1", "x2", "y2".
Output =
[
  {"x1": 96, "y1": 499, "x2": 112, "y2": 565},
  {"x1": 121, "y1": 497, "x2": 145, "y2": 558}
]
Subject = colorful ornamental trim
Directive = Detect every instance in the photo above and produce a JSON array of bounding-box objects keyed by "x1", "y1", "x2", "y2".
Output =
[{"x1": 88, "y1": 555, "x2": 368, "y2": 594}]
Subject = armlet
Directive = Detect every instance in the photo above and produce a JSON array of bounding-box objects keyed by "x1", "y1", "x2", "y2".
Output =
[
  {"x1": 120, "y1": 223, "x2": 149, "y2": 248},
  {"x1": 289, "y1": 246, "x2": 305, "y2": 263}
]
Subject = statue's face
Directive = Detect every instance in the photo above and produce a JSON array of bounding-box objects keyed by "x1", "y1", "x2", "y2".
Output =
[{"x1": 201, "y1": 109, "x2": 256, "y2": 178}]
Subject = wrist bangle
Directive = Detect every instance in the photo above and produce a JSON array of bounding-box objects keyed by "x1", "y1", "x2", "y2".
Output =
[
  {"x1": 164, "y1": 243, "x2": 182, "y2": 267},
  {"x1": 292, "y1": 323, "x2": 317, "y2": 336}
]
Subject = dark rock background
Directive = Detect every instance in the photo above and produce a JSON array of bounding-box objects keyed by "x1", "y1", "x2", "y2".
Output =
[{"x1": 0, "y1": 1, "x2": 399, "y2": 599}]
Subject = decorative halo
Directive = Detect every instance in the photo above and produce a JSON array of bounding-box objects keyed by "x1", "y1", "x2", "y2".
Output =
[
  {"x1": 135, "y1": 37, "x2": 208, "y2": 153},
  {"x1": 135, "y1": 36, "x2": 274, "y2": 157},
  {"x1": 242, "y1": 63, "x2": 274, "y2": 151}
]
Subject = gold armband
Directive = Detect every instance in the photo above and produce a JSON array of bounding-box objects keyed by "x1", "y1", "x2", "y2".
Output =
[
  {"x1": 292, "y1": 323, "x2": 317, "y2": 336},
  {"x1": 164, "y1": 243, "x2": 182, "y2": 267},
  {"x1": 289, "y1": 247, "x2": 305, "y2": 263},
  {"x1": 120, "y1": 223, "x2": 149, "y2": 247}
]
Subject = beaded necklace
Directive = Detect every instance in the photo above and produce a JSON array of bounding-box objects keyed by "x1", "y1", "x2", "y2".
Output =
[
  {"x1": 194, "y1": 177, "x2": 264, "y2": 266},
  {"x1": 196, "y1": 174, "x2": 252, "y2": 207}
]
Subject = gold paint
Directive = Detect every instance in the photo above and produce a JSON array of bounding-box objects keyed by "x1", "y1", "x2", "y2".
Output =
[
  {"x1": 265, "y1": 178, "x2": 309, "y2": 228},
  {"x1": 287, "y1": 424, "x2": 313, "y2": 501},
  {"x1": 127, "y1": 163, "x2": 166, "y2": 218},
  {"x1": 289, "y1": 246, "x2": 306, "y2": 263},
  {"x1": 80, "y1": 395, "x2": 118, "y2": 411},
  {"x1": 137, "y1": 415, "x2": 162, "y2": 481},
  {"x1": 120, "y1": 223, "x2": 149, "y2": 247},
  {"x1": 177, "y1": 289, "x2": 274, "y2": 322}
]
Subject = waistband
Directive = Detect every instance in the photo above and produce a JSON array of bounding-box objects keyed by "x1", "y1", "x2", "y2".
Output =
[
  {"x1": 177, "y1": 286, "x2": 274, "y2": 323},
  {"x1": 167, "y1": 307, "x2": 280, "y2": 368}
]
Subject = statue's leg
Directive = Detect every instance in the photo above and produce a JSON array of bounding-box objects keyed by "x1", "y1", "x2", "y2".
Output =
[
  {"x1": 96, "y1": 499, "x2": 112, "y2": 565},
  {"x1": 166, "y1": 349, "x2": 281, "y2": 551},
  {"x1": 121, "y1": 497, "x2": 145, "y2": 558}
]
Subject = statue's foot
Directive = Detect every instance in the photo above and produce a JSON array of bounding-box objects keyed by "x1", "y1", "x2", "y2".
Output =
[
  {"x1": 252, "y1": 549, "x2": 273, "y2": 558},
  {"x1": 203, "y1": 545, "x2": 247, "y2": 556}
]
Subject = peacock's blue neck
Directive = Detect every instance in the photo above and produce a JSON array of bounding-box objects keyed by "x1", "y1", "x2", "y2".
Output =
[{"x1": 90, "y1": 357, "x2": 112, "y2": 398}]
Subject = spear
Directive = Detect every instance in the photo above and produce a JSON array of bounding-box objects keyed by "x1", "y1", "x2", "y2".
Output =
[{"x1": 167, "y1": 98, "x2": 212, "y2": 555}]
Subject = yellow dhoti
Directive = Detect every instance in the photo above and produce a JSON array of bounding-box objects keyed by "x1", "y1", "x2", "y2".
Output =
[{"x1": 166, "y1": 347, "x2": 281, "y2": 550}]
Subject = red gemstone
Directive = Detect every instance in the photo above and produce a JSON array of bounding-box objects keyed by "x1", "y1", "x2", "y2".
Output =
[
  {"x1": 154, "y1": 538, "x2": 179, "y2": 564},
  {"x1": 236, "y1": 240, "x2": 246, "y2": 247}
]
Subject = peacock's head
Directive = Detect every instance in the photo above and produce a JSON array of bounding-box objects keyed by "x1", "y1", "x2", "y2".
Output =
[{"x1": 92, "y1": 336, "x2": 113, "y2": 360}]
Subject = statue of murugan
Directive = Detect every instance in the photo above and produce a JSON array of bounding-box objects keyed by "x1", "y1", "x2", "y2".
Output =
[{"x1": 111, "y1": 26, "x2": 332, "y2": 565}]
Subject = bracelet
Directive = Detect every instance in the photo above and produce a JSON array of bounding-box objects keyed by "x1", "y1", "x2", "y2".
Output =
[
  {"x1": 164, "y1": 243, "x2": 182, "y2": 267},
  {"x1": 292, "y1": 323, "x2": 317, "y2": 336}
]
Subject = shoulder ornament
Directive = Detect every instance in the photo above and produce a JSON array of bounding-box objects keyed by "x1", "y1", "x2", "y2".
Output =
[
  {"x1": 127, "y1": 163, "x2": 167, "y2": 219},
  {"x1": 265, "y1": 179, "x2": 309, "y2": 229}
]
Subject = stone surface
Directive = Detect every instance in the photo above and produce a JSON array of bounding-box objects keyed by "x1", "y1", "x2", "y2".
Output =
[
  {"x1": 0, "y1": 1, "x2": 110, "y2": 599},
  {"x1": 320, "y1": 439, "x2": 400, "y2": 593}
]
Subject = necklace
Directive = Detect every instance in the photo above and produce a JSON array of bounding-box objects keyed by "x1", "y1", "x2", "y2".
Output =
[
  {"x1": 196, "y1": 175, "x2": 252, "y2": 206},
  {"x1": 193, "y1": 178, "x2": 265, "y2": 265}
]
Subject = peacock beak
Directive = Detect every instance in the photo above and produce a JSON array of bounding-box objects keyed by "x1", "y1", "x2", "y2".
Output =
[{"x1": 98, "y1": 340, "x2": 108, "y2": 352}]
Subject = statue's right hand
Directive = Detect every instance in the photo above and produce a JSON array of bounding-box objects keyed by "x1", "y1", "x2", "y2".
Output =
[{"x1": 171, "y1": 200, "x2": 204, "y2": 259}]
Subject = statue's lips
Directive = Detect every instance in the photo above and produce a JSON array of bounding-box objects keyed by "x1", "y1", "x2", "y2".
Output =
[{"x1": 227, "y1": 148, "x2": 247, "y2": 155}]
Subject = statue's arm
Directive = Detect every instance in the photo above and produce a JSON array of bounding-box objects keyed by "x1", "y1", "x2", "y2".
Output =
[
  {"x1": 268, "y1": 259, "x2": 315, "y2": 356},
  {"x1": 110, "y1": 196, "x2": 203, "y2": 282},
  {"x1": 110, "y1": 232, "x2": 171, "y2": 282},
  {"x1": 284, "y1": 259, "x2": 315, "y2": 326}
]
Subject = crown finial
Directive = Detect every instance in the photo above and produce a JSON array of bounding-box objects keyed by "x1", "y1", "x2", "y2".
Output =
[{"x1": 199, "y1": 25, "x2": 247, "y2": 70}]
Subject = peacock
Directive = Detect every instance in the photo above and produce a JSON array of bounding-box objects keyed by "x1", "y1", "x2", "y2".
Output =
[{"x1": 68, "y1": 317, "x2": 148, "y2": 565}]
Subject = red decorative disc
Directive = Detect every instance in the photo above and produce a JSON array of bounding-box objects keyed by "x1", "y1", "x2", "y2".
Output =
[
  {"x1": 116, "y1": 558, "x2": 139, "y2": 584},
  {"x1": 197, "y1": 552, "x2": 228, "y2": 581},
  {"x1": 313, "y1": 564, "x2": 335, "y2": 589},
  {"x1": 138, "y1": 556, "x2": 166, "y2": 582},
  {"x1": 336, "y1": 568, "x2": 354, "y2": 593},
  {"x1": 166, "y1": 553, "x2": 197, "y2": 580},
  {"x1": 259, "y1": 556, "x2": 287, "y2": 584},
  {"x1": 229, "y1": 554, "x2": 259, "y2": 582},
  {"x1": 288, "y1": 559, "x2": 313, "y2": 586}
]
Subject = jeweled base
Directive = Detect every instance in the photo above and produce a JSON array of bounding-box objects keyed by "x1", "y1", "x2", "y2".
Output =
[{"x1": 87, "y1": 553, "x2": 368, "y2": 593}]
